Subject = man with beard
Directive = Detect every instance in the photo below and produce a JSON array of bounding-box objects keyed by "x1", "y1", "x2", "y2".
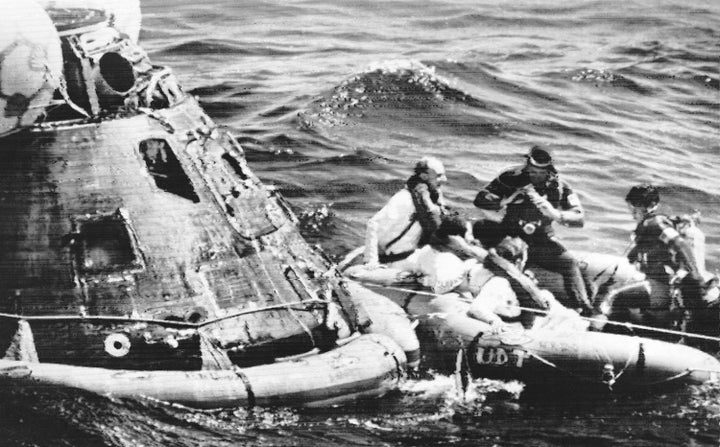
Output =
[
  {"x1": 473, "y1": 145, "x2": 594, "y2": 315},
  {"x1": 364, "y1": 156, "x2": 448, "y2": 268}
]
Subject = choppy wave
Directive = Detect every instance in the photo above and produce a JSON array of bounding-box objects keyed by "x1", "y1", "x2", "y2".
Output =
[
  {"x1": 162, "y1": 40, "x2": 259, "y2": 56},
  {"x1": 567, "y1": 68, "x2": 655, "y2": 94},
  {"x1": 301, "y1": 61, "x2": 476, "y2": 120},
  {"x1": 10, "y1": 0, "x2": 720, "y2": 445},
  {"x1": 299, "y1": 59, "x2": 516, "y2": 142}
]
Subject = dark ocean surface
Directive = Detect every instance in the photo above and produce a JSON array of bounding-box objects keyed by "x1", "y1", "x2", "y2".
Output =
[{"x1": 3, "y1": 0, "x2": 720, "y2": 445}]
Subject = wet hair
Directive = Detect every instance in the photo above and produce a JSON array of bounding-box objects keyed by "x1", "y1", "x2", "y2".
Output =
[
  {"x1": 525, "y1": 145, "x2": 557, "y2": 173},
  {"x1": 434, "y1": 212, "x2": 466, "y2": 239},
  {"x1": 472, "y1": 219, "x2": 507, "y2": 249},
  {"x1": 495, "y1": 236, "x2": 528, "y2": 263},
  {"x1": 625, "y1": 184, "x2": 660, "y2": 208}
]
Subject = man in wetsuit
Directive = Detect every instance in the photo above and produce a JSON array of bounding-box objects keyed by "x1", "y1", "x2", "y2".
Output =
[
  {"x1": 364, "y1": 156, "x2": 447, "y2": 268},
  {"x1": 625, "y1": 184, "x2": 707, "y2": 333},
  {"x1": 473, "y1": 145, "x2": 594, "y2": 315}
]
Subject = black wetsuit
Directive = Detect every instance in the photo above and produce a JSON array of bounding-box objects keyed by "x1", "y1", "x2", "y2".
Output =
[
  {"x1": 629, "y1": 212, "x2": 711, "y2": 345},
  {"x1": 474, "y1": 166, "x2": 592, "y2": 313}
]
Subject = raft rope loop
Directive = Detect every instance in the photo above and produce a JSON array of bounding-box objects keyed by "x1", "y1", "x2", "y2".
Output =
[
  {"x1": 354, "y1": 282, "x2": 720, "y2": 344},
  {"x1": 647, "y1": 366, "x2": 720, "y2": 386},
  {"x1": 600, "y1": 342, "x2": 636, "y2": 390},
  {"x1": 453, "y1": 348, "x2": 472, "y2": 400},
  {"x1": 646, "y1": 369, "x2": 694, "y2": 386}
]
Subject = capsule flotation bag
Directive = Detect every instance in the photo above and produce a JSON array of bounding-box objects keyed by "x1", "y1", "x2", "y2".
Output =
[
  {"x1": 0, "y1": 1, "x2": 63, "y2": 136},
  {"x1": 0, "y1": 334, "x2": 406, "y2": 409},
  {"x1": 343, "y1": 280, "x2": 421, "y2": 369}
]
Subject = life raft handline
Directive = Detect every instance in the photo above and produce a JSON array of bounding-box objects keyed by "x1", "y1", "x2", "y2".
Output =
[
  {"x1": 0, "y1": 298, "x2": 329, "y2": 329},
  {"x1": 353, "y1": 280, "x2": 720, "y2": 343},
  {"x1": 370, "y1": 335, "x2": 406, "y2": 377}
]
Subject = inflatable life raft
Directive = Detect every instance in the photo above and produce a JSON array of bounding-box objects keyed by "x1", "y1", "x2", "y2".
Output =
[
  {"x1": 0, "y1": 333, "x2": 405, "y2": 409},
  {"x1": 341, "y1": 249, "x2": 646, "y2": 313},
  {"x1": 529, "y1": 250, "x2": 715, "y2": 310},
  {"x1": 415, "y1": 295, "x2": 720, "y2": 391},
  {"x1": 343, "y1": 248, "x2": 719, "y2": 338}
]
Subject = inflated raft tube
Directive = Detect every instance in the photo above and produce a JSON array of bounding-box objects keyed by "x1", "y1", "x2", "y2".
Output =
[
  {"x1": 0, "y1": 334, "x2": 406, "y2": 409},
  {"x1": 343, "y1": 280, "x2": 421, "y2": 369},
  {"x1": 416, "y1": 296, "x2": 720, "y2": 391},
  {"x1": 530, "y1": 250, "x2": 645, "y2": 305},
  {"x1": 342, "y1": 264, "x2": 427, "y2": 310},
  {"x1": 342, "y1": 249, "x2": 644, "y2": 293},
  {"x1": 343, "y1": 250, "x2": 645, "y2": 311}
]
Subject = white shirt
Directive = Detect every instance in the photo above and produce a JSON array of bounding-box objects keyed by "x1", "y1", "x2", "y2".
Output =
[
  {"x1": 414, "y1": 246, "x2": 467, "y2": 294},
  {"x1": 364, "y1": 188, "x2": 424, "y2": 264},
  {"x1": 466, "y1": 265, "x2": 521, "y2": 324}
]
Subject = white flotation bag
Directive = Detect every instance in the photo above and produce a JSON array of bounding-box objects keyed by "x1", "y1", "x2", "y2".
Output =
[
  {"x1": 0, "y1": 0, "x2": 63, "y2": 136},
  {"x1": 344, "y1": 280, "x2": 421, "y2": 369},
  {"x1": 344, "y1": 263, "x2": 416, "y2": 286},
  {"x1": 414, "y1": 247, "x2": 468, "y2": 294},
  {"x1": 0, "y1": 334, "x2": 406, "y2": 409}
]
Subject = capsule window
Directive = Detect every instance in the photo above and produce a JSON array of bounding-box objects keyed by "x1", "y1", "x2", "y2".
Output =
[
  {"x1": 139, "y1": 139, "x2": 200, "y2": 202},
  {"x1": 70, "y1": 210, "x2": 145, "y2": 275}
]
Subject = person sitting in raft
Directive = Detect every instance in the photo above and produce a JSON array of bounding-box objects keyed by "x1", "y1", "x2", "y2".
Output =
[
  {"x1": 355, "y1": 212, "x2": 485, "y2": 294},
  {"x1": 473, "y1": 145, "x2": 595, "y2": 316},
  {"x1": 624, "y1": 184, "x2": 711, "y2": 337},
  {"x1": 342, "y1": 212, "x2": 479, "y2": 289},
  {"x1": 400, "y1": 212, "x2": 488, "y2": 294},
  {"x1": 467, "y1": 236, "x2": 587, "y2": 333},
  {"x1": 364, "y1": 156, "x2": 448, "y2": 269}
]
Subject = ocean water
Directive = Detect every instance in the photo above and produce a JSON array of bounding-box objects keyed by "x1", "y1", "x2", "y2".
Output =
[
  {"x1": 141, "y1": 0, "x2": 719, "y2": 268},
  {"x1": 2, "y1": 0, "x2": 719, "y2": 445}
]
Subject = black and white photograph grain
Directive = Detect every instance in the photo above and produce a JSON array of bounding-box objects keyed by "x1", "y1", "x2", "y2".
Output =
[{"x1": 0, "y1": 0, "x2": 718, "y2": 445}]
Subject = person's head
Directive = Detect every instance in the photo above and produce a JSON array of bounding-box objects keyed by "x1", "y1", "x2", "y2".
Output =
[
  {"x1": 414, "y1": 156, "x2": 447, "y2": 189},
  {"x1": 472, "y1": 219, "x2": 506, "y2": 249},
  {"x1": 523, "y1": 145, "x2": 556, "y2": 186},
  {"x1": 434, "y1": 212, "x2": 467, "y2": 240},
  {"x1": 625, "y1": 184, "x2": 659, "y2": 222},
  {"x1": 495, "y1": 236, "x2": 528, "y2": 270}
]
